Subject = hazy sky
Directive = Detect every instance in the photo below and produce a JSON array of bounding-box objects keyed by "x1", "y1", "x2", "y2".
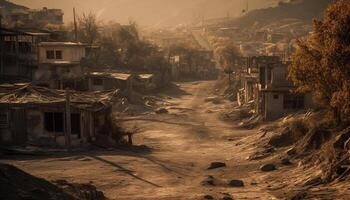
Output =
[{"x1": 11, "y1": 0, "x2": 277, "y2": 26}]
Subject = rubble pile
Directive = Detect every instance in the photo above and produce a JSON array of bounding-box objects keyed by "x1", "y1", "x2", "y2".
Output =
[{"x1": 54, "y1": 180, "x2": 106, "y2": 200}]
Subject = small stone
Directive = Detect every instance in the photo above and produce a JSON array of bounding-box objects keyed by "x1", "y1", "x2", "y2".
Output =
[
  {"x1": 208, "y1": 162, "x2": 226, "y2": 170},
  {"x1": 281, "y1": 158, "x2": 292, "y2": 165},
  {"x1": 222, "y1": 193, "x2": 233, "y2": 200},
  {"x1": 228, "y1": 179, "x2": 244, "y2": 187},
  {"x1": 203, "y1": 195, "x2": 214, "y2": 200},
  {"x1": 201, "y1": 176, "x2": 215, "y2": 186},
  {"x1": 260, "y1": 164, "x2": 277, "y2": 172},
  {"x1": 304, "y1": 177, "x2": 322, "y2": 186}
]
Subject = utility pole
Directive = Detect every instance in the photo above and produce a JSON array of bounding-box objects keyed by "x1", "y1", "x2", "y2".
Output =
[
  {"x1": 246, "y1": 0, "x2": 249, "y2": 13},
  {"x1": 73, "y1": 8, "x2": 78, "y2": 42},
  {"x1": 65, "y1": 88, "x2": 71, "y2": 149}
]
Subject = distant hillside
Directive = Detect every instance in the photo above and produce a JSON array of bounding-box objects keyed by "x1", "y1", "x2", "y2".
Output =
[
  {"x1": 232, "y1": 0, "x2": 332, "y2": 28},
  {"x1": 11, "y1": 0, "x2": 278, "y2": 26},
  {"x1": 0, "y1": 0, "x2": 28, "y2": 12}
]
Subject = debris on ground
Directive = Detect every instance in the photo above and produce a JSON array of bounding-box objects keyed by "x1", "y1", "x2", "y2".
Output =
[
  {"x1": 207, "y1": 162, "x2": 226, "y2": 169},
  {"x1": 155, "y1": 108, "x2": 169, "y2": 114},
  {"x1": 303, "y1": 177, "x2": 322, "y2": 186},
  {"x1": 54, "y1": 180, "x2": 106, "y2": 200},
  {"x1": 202, "y1": 194, "x2": 214, "y2": 200},
  {"x1": 201, "y1": 175, "x2": 226, "y2": 187},
  {"x1": 228, "y1": 179, "x2": 244, "y2": 187},
  {"x1": 260, "y1": 163, "x2": 277, "y2": 172}
]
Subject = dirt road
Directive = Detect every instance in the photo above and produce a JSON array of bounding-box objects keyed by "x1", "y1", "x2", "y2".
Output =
[{"x1": 2, "y1": 81, "x2": 279, "y2": 200}]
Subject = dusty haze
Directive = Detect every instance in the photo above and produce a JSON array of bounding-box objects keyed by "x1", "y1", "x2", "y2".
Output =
[{"x1": 11, "y1": 0, "x2": 278, "y2": 26}]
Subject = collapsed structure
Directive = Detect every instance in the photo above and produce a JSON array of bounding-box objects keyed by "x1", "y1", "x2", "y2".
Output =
[
  {"x1": 238, "y1": 56, "x2": 314, "y2": 120},
  {"x1": 0, "y1": 84, "x2": 120, "y2": 147}
]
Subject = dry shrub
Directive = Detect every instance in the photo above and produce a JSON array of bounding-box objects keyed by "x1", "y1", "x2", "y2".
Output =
[{"x1": 268, "y1": 118, "x2": 309, "y2": 148}]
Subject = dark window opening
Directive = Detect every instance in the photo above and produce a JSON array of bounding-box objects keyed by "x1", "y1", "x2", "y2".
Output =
[
  {"x1": 55, "y1": 50, "x2": 62, "y2": 59},
  {"x1": 46, "y1": 50, "x2": 55, "y2": 59},
  {"x1": 92, "y1": 78, "x2": 103, "y2": 86},
  {"x1": 283, "y1": 94, "x2": 305, "y2": 109},
  {"x1": 273, "y1": 94, "x2": 279, "y2": 99},
  {"x1": 71, "y1": 113, "x2": 81, "y2": 138},
  {"x1": 44, "y1": 112, "x2": 64, "y2": 132},
  {"x1": 0, "y1": 112, "x2": 8, "y2": 129}
]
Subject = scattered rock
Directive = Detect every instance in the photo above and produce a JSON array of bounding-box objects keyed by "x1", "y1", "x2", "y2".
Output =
[
  {"x1": 288, "y1": 191, "x2": 308, "y2": 200},
  {"x1": 201, "y1": 176, "x2": 216, "y2": 186},
  {"x1": 304, "y1": 177, "x2": 322, "y2": 186},
  {"x1": 228, "y1": 179, "x2": 244, "y2": 187},
  {"x1": 260, "y1": 164, "x2": 277, "y2": 172},
  {"x1": 281, "y1": 158, "x2": 292, "y2": 165},
  {"x1": 203, "y1": 195, "x2": 214, "y2": 200},
  {"x1": 54, "y1": 179, "x2": 106, "y2": 200},
  {"x1": 222, "y1": 193, "x2": 233, "y2": 200},
  {"x1": 208, "y1": 162, "x2": 226, "y2": 170},
  {"x1": 155, "y1": 108, "x2": 168, "y2": 114}
]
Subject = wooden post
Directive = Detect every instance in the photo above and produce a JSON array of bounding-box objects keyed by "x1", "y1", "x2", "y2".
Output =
[{"x1": 65, "y1": 88, "x2": 71, "y2": 148}]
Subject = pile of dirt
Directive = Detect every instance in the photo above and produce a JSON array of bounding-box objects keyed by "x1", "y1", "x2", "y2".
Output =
[{"x1": 0, "y1": 163, "x2": 76, "y2": 200}]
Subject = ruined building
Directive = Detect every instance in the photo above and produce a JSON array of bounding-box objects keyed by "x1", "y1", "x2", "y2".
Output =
[{"x1": 0, "y1": 84, "x2": 119, "y2": 147}]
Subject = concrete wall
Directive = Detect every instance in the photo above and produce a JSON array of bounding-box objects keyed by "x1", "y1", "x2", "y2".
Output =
[
  {"x1": 264, "y1": 91, "x2": 315, "y2": 120},
  {"x1": 264, "y1": 92, "x2": 285, "y2": 120}
]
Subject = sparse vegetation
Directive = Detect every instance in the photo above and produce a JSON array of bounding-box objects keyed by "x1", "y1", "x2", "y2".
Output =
[{"x1": 289, "y1": 0, "x2": 350, "y2": 124}]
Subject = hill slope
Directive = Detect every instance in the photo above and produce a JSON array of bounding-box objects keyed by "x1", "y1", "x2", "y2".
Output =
[
  {"x1": 11, "y1": 0, "x2": 277, "y2": 26},
  {"x1": 232, "y1": 0, "x2": 332, "y2": 28},
  {"x1": 0, "y1": 0, "x2": 28, "y2": 12}
]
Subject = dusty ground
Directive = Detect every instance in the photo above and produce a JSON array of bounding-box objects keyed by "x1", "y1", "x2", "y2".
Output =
[{"x1": 2, "y1": 81, "x2": 349, "y2": 200}]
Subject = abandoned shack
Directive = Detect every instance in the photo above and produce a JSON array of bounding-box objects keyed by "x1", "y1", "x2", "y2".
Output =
[
  {"x1": 0, "y1": 84, "x2": 120, "y2": 147},
  {"x1": 87, "y1": 71, "x2": 133, "y2": 92}
]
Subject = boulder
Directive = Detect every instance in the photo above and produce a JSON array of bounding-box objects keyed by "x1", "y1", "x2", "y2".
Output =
[
  {"x1": 260, "y1": 164, "x2": 277, "y2": 172},
  {"x1": 228, "y1": 179, "x2": 244, "y2": 187},
  {"x1": 208, "y1": 162, "x2": 226, "y2": 170}
]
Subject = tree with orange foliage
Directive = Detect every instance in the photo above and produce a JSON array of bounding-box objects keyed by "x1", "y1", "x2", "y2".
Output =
[{"x1": 289, "y1": 0, "x2": 350, "y2": 124}]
